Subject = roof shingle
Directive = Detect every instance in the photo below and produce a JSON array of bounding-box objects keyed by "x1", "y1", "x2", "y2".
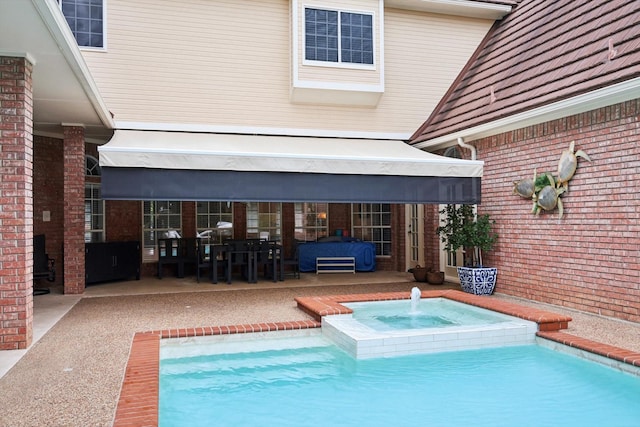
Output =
[{"x1": 410, "y1": 0, "x2": 640, "y2": 144}]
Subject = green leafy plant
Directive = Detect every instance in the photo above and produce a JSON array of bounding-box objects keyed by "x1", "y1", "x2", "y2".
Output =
[{"x1": 436, "y1": 204, "x2": 498, "y2": 268}]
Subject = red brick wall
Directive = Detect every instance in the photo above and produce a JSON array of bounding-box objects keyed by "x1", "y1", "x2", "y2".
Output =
[
  {"x1": 464, "y1": 99, "x2": 640, "y2": 322},
  {"x1": 105, "y1": 200, "x2": 140, "y2": 241},
  {"x1": 423, "y1": 205, "x2": 441, "y2": 272},
  {"x1": 0, "y1": 56, "x2": 33, "y2": 349},
  {"x1": 33, "y1": 136, "x2": 64, "y2": 285}
]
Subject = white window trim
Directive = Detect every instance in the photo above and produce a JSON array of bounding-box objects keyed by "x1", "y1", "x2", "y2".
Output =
[
  {"x1": 301, "y1": 5, "x2": 377, "y2": 70},
  {"x1": 291, "y1": 0, "x2": 384, "y2": 106},
  {"x1": 84, "y1": 182, "x2": 105, "y2": 243}
]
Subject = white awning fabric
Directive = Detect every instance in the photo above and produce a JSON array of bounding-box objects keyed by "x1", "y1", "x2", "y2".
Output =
[
  {"x1": 98, "y1": 130, "x2": 483, "y2": 203},
  {"x1": 99, "y1": 130, "x2": 483, "y2": 177}
]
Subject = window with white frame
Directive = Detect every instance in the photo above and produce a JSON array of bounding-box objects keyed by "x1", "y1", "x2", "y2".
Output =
[
  {"x1": 246, "y1": 202, "x2": 281, "y2": 241},
  {"x1": 304, "y1": 7, "x2": 373, "y2": 65},
  {"x1": 294, "y1": 202, "x2": 328, "y2": 242},
  {"x1": 58, "y1": 0, "x2": 104, "y2": 48},
  {"x1": 351, "y1": 203, "x2": 390, "y2": 256},
  {"x1": 196, "y1": 201, "x2": 234, "y2": 244},
  {"x1": 84, "y1": 155, "x2": 104, "y2": 242},
  {"x1": 142, "y1": 201, "x2": 181, "y2": 262}
]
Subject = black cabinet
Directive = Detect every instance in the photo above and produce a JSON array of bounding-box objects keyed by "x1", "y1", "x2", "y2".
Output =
[{"x1": 85, "y1": 241, "x2": 140, "y2": 285}]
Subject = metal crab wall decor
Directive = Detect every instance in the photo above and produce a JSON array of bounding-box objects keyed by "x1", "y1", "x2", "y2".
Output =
[{"x1": 512, "y1": 141, "x2": 591, "y2": 218}]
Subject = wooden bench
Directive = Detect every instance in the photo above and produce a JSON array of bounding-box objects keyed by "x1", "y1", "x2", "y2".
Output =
[{"x1": 316, "y1": 257, "x2": 356, "y2": 274}]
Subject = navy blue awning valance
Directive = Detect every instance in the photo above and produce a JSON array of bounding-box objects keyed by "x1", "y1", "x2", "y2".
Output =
[{"x1": 101, "y1": 168, "x2": 481, "y2": 204}]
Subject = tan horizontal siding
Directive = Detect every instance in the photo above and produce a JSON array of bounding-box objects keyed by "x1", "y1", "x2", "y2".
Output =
[
  {"x1": 83, "y1": 0, "x2": 492, "y2": 135},
  {"x1": 380, "y1": 9, "x2": 493, "y2": 131}
]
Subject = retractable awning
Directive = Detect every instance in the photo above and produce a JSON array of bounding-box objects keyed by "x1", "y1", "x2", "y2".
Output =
[{"x1": 98, "y1": 130, "x2": 483, "y2": 203}]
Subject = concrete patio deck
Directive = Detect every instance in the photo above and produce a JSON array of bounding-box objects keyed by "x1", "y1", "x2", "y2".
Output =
[{"x1": 1, "y1": 271, "x2": 639, "y2": 426}]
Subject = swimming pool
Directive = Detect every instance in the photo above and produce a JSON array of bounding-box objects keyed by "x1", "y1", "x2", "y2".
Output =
[
  {"x1": 159, "y1": 330, "x2": 640, "y2": 427},
  {"x1": 113, "y1": 290, "x2": 640, "y2": 426}
]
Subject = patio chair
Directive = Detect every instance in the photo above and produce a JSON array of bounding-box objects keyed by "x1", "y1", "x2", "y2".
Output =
[
  {"x1": 282, "y1": 239, "x2": 300, "y2": 279},
  {"x1": 255, "y1": 240, "x2": 280, "y2": 282},
  {"x1": 225, "y1": 239, "x2": 254, "y2": 283},
  {"x1": 195, "y1": 238, "x2": 215, "y2": 283},
  {"x1": 157, "y1": 237, "x2": 198, "y2": 278},
  {"x1": 33, "y1": 234, "x2": 55, "y2": 295}
]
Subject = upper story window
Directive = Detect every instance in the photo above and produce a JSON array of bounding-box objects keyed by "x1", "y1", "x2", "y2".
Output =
[
  {"x1": 304, "y1": 8, "x2": 373, "y2": 66},
  {"x1": 59, "y1": 0, "x2": 104, "y2": 48}
]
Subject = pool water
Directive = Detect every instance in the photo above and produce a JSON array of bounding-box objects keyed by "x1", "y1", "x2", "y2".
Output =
[{"x1": 160, "y1": 333, "x2": 640, "y2": 427}]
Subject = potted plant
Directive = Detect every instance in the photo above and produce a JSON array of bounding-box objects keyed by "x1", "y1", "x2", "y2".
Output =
[{"x1": 436, "y1": 204, "x2": 498, "y2": 295}]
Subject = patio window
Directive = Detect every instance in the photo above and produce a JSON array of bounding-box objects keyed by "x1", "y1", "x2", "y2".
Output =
[
  {"x1": 351, "y1": 203, "x2": 390, "y2": 256},
  {"x1": 84, "y1": 183, "x2": 104, "y2": 243},
  {"x1": 84, "y1": 155, "x2": 104, "y2": 243},
  {"x1": 246, "y1": 202, "x2": 281, "y2": 241},
  {"x1": 142, "y1": 201, "x2": 182, "y2": 262},
  {"x1": 294, "y1": 202, "x2": 328, "y2": 242},
  {"x1": 196, "y1": 201, "x2": 234, "y2": 244}
]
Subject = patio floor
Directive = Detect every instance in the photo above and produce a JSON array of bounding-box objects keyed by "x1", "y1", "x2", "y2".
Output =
[{"x1": 1, "y1": 271, "x2": 639, "y2": 426}]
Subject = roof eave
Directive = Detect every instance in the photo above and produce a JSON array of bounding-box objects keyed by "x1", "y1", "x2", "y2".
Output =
[
  {"x1": 32, "y1": 0, "x2": 115, "y2": 132},
  {"x1": 412, "y1": 77, "x2": 640, "y2": 150},
  {"x1": 385, "y1": 0, "x2": 513, "y2": 20}
]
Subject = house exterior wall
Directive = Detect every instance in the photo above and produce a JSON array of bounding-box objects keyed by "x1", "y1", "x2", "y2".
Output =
[
  {"x1": 67, "y1": 0, "x2": 496, "y2": 279},
  {"x1": 459, "y1": 99, "x2": 640, "y2": 323},
  {"x1": 81, "y1": 0, "x2": 493, "y2": 136}
]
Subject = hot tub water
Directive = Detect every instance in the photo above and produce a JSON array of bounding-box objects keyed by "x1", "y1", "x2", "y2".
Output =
[{"x1": 322, "y1": 289, "x2": 538, "y2": 359}]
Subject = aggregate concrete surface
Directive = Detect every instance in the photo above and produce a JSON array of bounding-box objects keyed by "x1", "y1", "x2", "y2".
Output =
[{"x1": 0, "y1": 282, "x2": 638, "y2": 427}]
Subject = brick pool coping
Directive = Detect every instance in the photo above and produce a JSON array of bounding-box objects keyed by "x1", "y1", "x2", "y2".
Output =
[{"x1": 113, "y1": 290, "x2": 640, "y2": 426}]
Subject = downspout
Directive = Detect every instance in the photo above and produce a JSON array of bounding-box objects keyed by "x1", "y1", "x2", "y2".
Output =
[
  {"x1": 457, "y1": 137, "x2": 476, "y2": 161},
  {"x1": 457, "y1": 137, "x2": 481, "y2": 266}
]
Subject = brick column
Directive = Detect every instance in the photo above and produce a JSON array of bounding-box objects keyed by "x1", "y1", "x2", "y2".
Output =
[
  {"x1": 63, "y1": 126, "x2": 86, "y2": 294},
  {"x1": 0, "y1": 56, "x2": 34, "y2": 350}
]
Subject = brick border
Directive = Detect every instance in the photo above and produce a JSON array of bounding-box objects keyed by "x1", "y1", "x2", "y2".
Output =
[
  {"x1": 295, "y1": 289, "x2": 572, "y2": 331},
  {"x1": 113, "y1": 291, "x2": 640, "y2": 426}
]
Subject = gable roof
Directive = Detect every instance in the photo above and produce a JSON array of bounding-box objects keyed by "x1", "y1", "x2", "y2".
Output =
[{"x1": 410, "y1": 0, "x2": 640, "y2": 148}]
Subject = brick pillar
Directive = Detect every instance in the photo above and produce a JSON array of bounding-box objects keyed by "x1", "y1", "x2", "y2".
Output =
[
  {"x1": 0, "y1": 56, "x2": 34, "y2": 350},
  {"x1": 63, "y1": 126, "x2": 85, "y2": 294}
]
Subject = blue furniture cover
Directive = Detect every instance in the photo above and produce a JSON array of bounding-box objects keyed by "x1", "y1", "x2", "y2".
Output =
[{"x1": 298, "y1": 240, "x2": 376, "y2": 272}]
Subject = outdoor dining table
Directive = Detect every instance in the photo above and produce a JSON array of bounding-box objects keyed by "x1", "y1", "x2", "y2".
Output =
[{"x1": 209, "y1": 240, "x2": 284, "y2": 284}]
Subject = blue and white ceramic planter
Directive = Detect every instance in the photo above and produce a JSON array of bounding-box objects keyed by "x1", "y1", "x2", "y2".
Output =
[{"x1": 457, "y1": 267, "x2": 497, "y2": 295}]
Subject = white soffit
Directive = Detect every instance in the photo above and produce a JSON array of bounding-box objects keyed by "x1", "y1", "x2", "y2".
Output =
[
  {"x1": 0, "y1": 0, "x2": 114, "y2": 141},
  {"x1": 99, "y1": 130, "x2": 483, "y2": 178}
]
